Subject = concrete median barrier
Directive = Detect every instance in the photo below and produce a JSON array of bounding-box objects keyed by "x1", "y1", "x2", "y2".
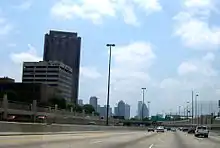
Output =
[{"x1": 0, "y1": 121, "x2": 146, "y2": 134}]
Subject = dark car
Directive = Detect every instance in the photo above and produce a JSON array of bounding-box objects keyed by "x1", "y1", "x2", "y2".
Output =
[
  {"x1": 188, "y1": 127, "x2": 195, "y2": 134},
  {"x1": 182, "y1": 127, "x2": 189, "y2": 132},
  {"x1": 166, "y1": 127, "x2": 171, "y2": 131},
  {"x1": 148, "y1": 127, "x2": 155, "y2": 132}
]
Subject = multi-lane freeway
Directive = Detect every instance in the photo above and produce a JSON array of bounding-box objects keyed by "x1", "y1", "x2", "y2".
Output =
[{"x1": 0, "y1": 130, "x2": 219, "y2": 148}]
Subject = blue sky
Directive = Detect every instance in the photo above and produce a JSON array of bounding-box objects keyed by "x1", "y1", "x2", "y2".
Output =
[{"x1": 1, "y1": 0, "x2": 220, "y2": 116}]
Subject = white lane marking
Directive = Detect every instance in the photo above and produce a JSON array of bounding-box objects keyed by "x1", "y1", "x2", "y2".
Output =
[
  {"x1": 157, "y1": 138, "x2": 165, "y2": 143},
  {"x1": 149, "y1": 144, "x2": 154, "y2": 148},
  {"x1": 90, "y1": 140, "x2": 102, "y2": 144}
]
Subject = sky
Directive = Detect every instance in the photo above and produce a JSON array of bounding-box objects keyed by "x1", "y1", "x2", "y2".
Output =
[{"x1": 1, "y1": 0, "x2": 220, "y2": 117}]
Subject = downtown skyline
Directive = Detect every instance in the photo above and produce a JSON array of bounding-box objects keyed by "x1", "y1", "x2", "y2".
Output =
[{"x1": 1, "y1": 0, "x2": 220, "y2": 116}]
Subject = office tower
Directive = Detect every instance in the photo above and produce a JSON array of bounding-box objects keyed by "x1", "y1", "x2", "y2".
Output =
[
  {"x1": 99, "y1": 106, "x2": 107, "y2": 117},
  {"x1": 43, "y1": 30, "x2": 81, "y2": 104},
  {"x1": 118, "y1": 100, "x2": 126, "y2": 118},
  {"x1": 97, "y1": 105, "x2": 101, "y2": 114},
  {"x1": 22, "y1": 61, "x2": 72, "y2": 103},
  {"x1": 99, "y1": 105, "x2": 112, "y2": 118},
  {"x1": 125, "y1": 104, "x2": 130, "y2": 119},
  {"x1": 143, "y1": 103, "x2": 149, "y2": 118},
  {"x1": 89, "y1": 96, "x2": 98, "y2": 111},
  {"x1": 137, "y1": 101, "x2": 143, "y2": 119},
  {"x1": 78, "y1": 99, "x2": 83, "y2": 106},
  {"x1": 114, "y1": 106, "x2": 118, "y2": 116}
]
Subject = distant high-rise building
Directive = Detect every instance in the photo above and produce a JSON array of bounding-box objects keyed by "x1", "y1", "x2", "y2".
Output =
[
  {"x1": 118, "y1": 100, "x2": 126, "y2": 118},
  {"x1": 99, "y1": 106, "x2": 106, "y2": 117},
  {"x1": 89, "y1": 96, "x2": 98, "y2": 111},
  {"x1": 22, "y1": 61, "x2": 72, "y2": 102},
  {"x1": 97, "y1": 105, "x2": 101, "y2": 113},
  {"x1": 43, "y1": 30, "x2": 81, "y2": 104},
  {"x1": 137, "y1": 101, "x2": 143, "y2": 119},
  {"x1": 114, "y1": 106, "x2": 118, "y2": 116},
  {"x1": 78, "y1": 99, "x2": 83, "y2": 106},
  {"x1": 125, "y1": 104, "x2": 130, "y2": 119},
  {"x1": 99, "y1": 105, "x2": 112, "y2": 118},
  {"x1": 143, "y1": 103, "x2": 149, "y2": 118},
  {"x1": 137, "y1": 101, "x2": 149, "y2": 119}
]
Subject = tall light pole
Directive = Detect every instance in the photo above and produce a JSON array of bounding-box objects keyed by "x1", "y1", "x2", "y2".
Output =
[
  {"x1": 106, "y1": 43, "x2": 115, "y2": 126},
  {"x1": 195, "y1": 93, "x2": 199, "y2": 125},
  {"x1": 179, "y1": 106, "x2": 181, "y2": 117},
  {"x1": 192, "y1": 90, "x2": 194, "y2": 124},
  {"x1": 141, "y1": 88, "x2": 146, "y2": 121},
  {"x1": 187, "y1": 101, "x2": 190, "y2": 120},
  {"x1": 147, "y1": 101, "x2": 150, "y2": 118}
]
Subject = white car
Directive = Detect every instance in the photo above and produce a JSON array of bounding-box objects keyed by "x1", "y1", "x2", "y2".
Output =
[
  {"x1": 194, "y1": 125, "x2": 209, "y2": 138},
  {"x1": 156, "y1": 126, "x2": 165, "y2": 132}
]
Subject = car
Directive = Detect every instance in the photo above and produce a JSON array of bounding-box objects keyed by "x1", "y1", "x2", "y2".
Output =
[
  {"x1": 188, "y1": 127, "x2": 195, "y2": 134},
  {"x1": 182, "y1": 127, "x2": 189, "y2": 132},
  {"x1": 156, "y1": 126, "x2": 165, "y2": 133},
  {"x1": 166, "y1": 127, "x2": 171, "y2": 131},
  {"x1": 194, "y1": 125, "x2": 209, "y2": 138},
  {"x1": 178, "y1": 127, "x2": 183, "y2": 131},
  {"x1": 148, "y1": 127, "x2": 155, "y2": 132},
  {"x1": 171, "y1": 128, "x2": 176, "y2": 132}
]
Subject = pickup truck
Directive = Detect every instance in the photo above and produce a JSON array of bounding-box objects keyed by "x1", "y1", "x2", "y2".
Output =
[{"x1": 194, "y1": 125, "x2": 209, "y2": 138}]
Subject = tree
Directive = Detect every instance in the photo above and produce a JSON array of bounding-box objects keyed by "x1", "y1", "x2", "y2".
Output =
[
  {"x1": 143, "y1": 117, "x2": 149, "y2": 121},
  {"x1": 67, "y1": 104, "x2": 83, "y2": 113},
  {"x1": 94, "y1": 112, "x2": 100, "y2": 116},
  {"x1": 82, "y1": 104, "x2": 95, "y2": 114}
]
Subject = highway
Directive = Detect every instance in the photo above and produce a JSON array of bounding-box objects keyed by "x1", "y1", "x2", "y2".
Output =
[{"x1": 0, "y1": 130, "x2": 219, "y2": 148}]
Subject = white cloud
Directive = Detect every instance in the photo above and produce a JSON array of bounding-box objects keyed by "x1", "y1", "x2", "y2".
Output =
[
  {"x1": 80, "y1": 66, "x2": 102, "y2": 79},
  {"x1": 134, "y1": 0, "x2": 162, "y2": 14},
  {"x1": 0, "y1": 17, "x2": 13, "y2": 36},
  {"x1": 108, "y1": 41, "x2": 156, "y2": 106},
  {"x1": 178, "y1": 61, "x2": 198, "y2": 75},
  {"x1": 184, "y1": 0, "x2": 214, "y2": 9},
  {"x1": 202, "y1": 52, "x2": 215, "y2": 61},
  {"x1": 121, "y1": 4, "x2": 139, "y2": 26},
  {"x1": 13, "y1": 0, "x2": 32, "y2": 11},
  {"x1": 51, "y1": 0, "x2": 162, "y2": 25},
  {"x1": 177, "y1": 52, "x2": 217, "y2": 77},
  {"x1": 7, "y1": 43, "x2": 17, "y2": 48},
  {"x1": 161, "y1": 52, "x2": 218, "y2": 93},
  {"x1": 173, "y1": 0, "x2": 220, "y2": 50},
  {"x1": 10, "y1": 44, "x2": 42, "y2": 64},
  {"x1": 51, "y1": 0, "x2": 116, "y2": 24}
]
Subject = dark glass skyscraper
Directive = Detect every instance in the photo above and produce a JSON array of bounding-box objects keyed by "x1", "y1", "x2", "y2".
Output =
[{"x1": 43, "y1": 30, "x2": 81, "y2": 104}]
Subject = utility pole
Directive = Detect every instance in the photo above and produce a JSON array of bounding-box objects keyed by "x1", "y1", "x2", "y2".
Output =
[
  {"x1": 105, "y1": 44, "x2": 115, "y2": 126},
  {"x1": 192, "y1": 90, "x2": 194, "y2": 124},
  {"x1": 195, "y1": 94, "x2": 199, "y2": 125},
  {"x1": 187, "y1": 101, "x2": 189, "y2": 120},
  {"x1": 200, "y1": 102, "x2": 203, "y2": 125},
  {"x1": 141, "y1": 88, "x2": 146, "y2": 121},
  {"x1": 147, "y1": 101, "x2": 150, "y2": 118}
]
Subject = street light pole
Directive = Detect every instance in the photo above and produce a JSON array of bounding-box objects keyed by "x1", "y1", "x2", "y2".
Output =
[
  {"x1": 192, "y1": 90, "x2": 194, "y2": 124},
  {"x1": 187, "y1": 101, "x2": 190, "y2": 120},
  {"x1": 106, "y1": 44, "x2": 115, "y2": 126},
  {"x1": 195, "y1": 93, "x2": 199, "y2": 125},
  {"x1": 179, "y1": 106, "x2": 181, "y2": 117},
  {"x1": 141, "y1": 88, "x2": 146, "y2": 121},
  {"x1": 147, "y1": 101, "x2": 150, "y2": 118}
]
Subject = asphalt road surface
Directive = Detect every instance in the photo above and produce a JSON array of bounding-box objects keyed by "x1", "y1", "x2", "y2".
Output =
[{"x1": 0, "y1": 130, "x2": 219, "y2": 148}]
